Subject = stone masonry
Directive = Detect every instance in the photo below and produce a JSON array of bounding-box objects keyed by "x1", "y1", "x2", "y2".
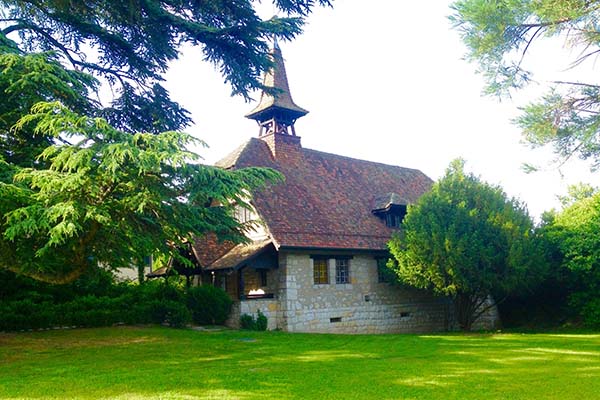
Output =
[{"x1": 227, "y1": 252, "x2": 499, "y2": 334}]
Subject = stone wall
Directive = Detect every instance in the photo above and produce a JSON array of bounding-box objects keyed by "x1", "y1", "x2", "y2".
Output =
[
  {"x1": 241, "y1": 267, "x2": 279, "y2": 296},
  {"x1": 277, "y1": 252, "x2": 498, "y2": 334},
  {"x1": 224, "y1": 267, "x2": 281, "y2": 330},
  {"x1": 225, "y1": 299, "x2": 279, "y2": 330},
  {"x1": 226, "y1": 252, "x2": 500, "y2": 333}
]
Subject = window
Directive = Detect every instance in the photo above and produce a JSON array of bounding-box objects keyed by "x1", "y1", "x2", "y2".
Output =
[
  {"x1": 234, "y1": 204, "x2": 254, "y2": 223},
  {"x1": 335, "y1": 259, "x2": 350, "y2": 284},
  {"x1": 377, "y1": 258, "x2": 392, "y2": 283},
  {"x1": 259, "y1": 269, "x2": 267, "y2": 287},
  {"x1": 373, "y1": 204, "x2": 407, "y2": 228},
  {"x1": 313, "y1": 258, "x2": 329, "y2": 284},
  {"x1": 385, "y1": 213, "x2": 403, "y2": 228}
]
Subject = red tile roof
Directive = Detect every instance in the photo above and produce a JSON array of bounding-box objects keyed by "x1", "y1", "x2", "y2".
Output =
[
  {"x1": 216, "y1": 135, "x2": 432, "y2": 251},
  {"x1": 190, "y1": 233, "x2": 236, "y2": 267}
]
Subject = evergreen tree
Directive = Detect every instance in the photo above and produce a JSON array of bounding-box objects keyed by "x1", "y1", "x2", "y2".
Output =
[
  {"x1": 0, "y1": 0, "x2": 332, "y2": 283},
  {"x1": 388, "y1": 160, "x2": 545, "y2": 330}
]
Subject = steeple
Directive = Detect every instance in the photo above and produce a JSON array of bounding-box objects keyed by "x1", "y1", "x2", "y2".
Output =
[{"x1": 246, "y1": 41, "x2": 308, "y2": 137}]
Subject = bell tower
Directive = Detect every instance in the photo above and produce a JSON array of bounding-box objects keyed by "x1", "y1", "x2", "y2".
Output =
[{"x1": 245, "y1": 41, "x2": 308, "y2": 139}]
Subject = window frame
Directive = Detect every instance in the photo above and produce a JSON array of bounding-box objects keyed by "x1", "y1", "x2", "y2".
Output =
[
  {"x1": 312, "y1": 257, "x2": 329, "y2": 285},
  {"x1": 259, "y1": 269, "x2": 268, "y2": 287},
  {"x1": 335, "y1": 258, "x2": 350, "y2": 284}
]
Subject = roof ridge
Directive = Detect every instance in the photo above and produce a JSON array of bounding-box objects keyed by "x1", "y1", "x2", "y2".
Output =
[{"x1": 301, "y1": 147, "x2": 425, "y2": 173}]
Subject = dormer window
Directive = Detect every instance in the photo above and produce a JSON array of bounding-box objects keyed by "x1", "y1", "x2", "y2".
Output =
[
  {"x1": 383, "y1": 206, "x2": 407, "y2": 228},
  {"x1": 372, "y1": 193, "x2": 408, "y2": 228},
  {"x1": 234, "y1": 204, "x2": 256, "y2": 224}
]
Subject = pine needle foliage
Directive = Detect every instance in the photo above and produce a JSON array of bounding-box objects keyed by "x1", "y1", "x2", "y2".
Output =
[{"x1": 450, "y1": 0, "x2": 600, "y2": 170}]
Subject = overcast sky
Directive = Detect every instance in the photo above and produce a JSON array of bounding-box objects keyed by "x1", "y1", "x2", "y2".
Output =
[{"x1": 163, "y1": 0, "x2": 595, "y2": 219}]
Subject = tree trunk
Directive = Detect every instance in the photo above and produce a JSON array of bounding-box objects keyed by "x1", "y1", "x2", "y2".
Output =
[
  {"x1": 138, "y1": 263, "x2": 145, "y2": 284},
  {"x1": 454, "y1": 293, "x2": 476, "y2": 331}
]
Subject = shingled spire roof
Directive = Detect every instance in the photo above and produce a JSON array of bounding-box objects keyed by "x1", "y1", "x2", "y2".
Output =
[{"x1": 246, "y1": 41, "x2": 308, "y2": 135}]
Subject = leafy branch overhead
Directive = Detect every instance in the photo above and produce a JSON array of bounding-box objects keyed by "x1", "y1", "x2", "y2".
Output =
[
  {"x1": 0, "y1": 102, "x2": 282, "y2": 283},
  {"x1": 0, "y1": 0, "x2": 332, "y2": 132},
  {"x1": 0, "y1": 0, "x2": 332, "y2": 283},
  {"x1": 450, "y1": 0, "x2": 600, "y2": 170}
]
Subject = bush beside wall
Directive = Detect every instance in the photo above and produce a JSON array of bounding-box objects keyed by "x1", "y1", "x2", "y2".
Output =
[
  {"x1": 186, "y1": 285, "x2": 232, "y2": 325},
  {"x1": 0, "y1": 278, "x2": 229, "y2": 331}
]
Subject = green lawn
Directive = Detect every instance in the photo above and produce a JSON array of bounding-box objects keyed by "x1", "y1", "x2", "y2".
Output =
[{"x1": 0, "y1": 327, "x2": 599, "y2": 399}]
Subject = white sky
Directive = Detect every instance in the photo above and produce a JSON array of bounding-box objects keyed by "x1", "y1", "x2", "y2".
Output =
[{"x1": 163, "y1": 0, "x2": 595, "y2": 219}]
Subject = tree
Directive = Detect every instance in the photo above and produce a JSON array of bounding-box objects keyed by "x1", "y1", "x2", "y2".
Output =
[
  {"x1": 0, "y1": 102, "x2": 281, "y2": 283},
  {"x1": 541, "y1": 185, "x2": 600, "y2": 326},
  {"x1": 450, "y1": 0, "x2": 600, "y2": 170},
  {"x1": 388, "y1": 159, "x2": 544, "y2": 331},
  {"x1": 1, "y1": 0, "x2": 332, "y2": 133},
  {"x1": 0, "y1": 0, "x2": 332, "y2": 283}
]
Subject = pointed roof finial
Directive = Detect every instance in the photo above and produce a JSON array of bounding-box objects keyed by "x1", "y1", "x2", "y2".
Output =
[{"x1": 245, "y1": 42, "x2": 308, "y2": 134}]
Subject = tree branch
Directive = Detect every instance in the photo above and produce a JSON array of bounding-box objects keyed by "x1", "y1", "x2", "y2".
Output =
[
  {"x1": 470, "y1": 295, "x2": 504, "y2": 325},
  {"x1": 518, "y1": 26, "x2": 545, "y2": 68}
]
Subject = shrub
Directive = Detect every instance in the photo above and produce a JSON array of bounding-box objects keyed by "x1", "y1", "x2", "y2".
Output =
[
  {"x1": 240, "y1": 310, "x2": 268, "y2": 331},
  {"x1": 572, "y1": 294, "x2": 600, "y2": 328},
  {"x1": 147, "y1": 300, "x2": 191, "y2": 328},
  {"x1": 0, "y1": 281, "x2": 194, "y2": 332},
  {"x1": 186, "y1": 285, "x2": 232, "y2": 325},
  {"x1": 240, "y1": 313, "x2": 256, "y2": 330},
  {"x1": 0, "y1": 300, "x2": 54, "y2": 331},
  {"x1": 255, "y1": 310, "x2": 268, "y2": 331}
]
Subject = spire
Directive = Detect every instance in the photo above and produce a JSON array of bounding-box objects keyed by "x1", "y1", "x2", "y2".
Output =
[{"x1": 246, "y1": 43, "x2": 308, "y2": 137}]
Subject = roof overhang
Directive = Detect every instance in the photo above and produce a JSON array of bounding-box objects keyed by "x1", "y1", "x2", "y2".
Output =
[{"x1": 206, "y1": 239, "x2": 276, "y2": 271}]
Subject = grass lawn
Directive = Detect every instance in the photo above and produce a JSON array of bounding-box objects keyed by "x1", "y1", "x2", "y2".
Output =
[{"x1": 0, "y1": 327, "x2": 599, "y2": 399}]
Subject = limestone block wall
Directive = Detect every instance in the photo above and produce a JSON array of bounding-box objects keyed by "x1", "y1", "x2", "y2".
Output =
[
  {"x1": 225, "y1": 252, "x2": 500, "y2": 333},
  {"x1": 224, "y1": 299, "x2": 279, "y2": 330},
  {"x1": 224, "y1": 267, "x2": 281, "y2": 330},
  {"x1": 278, "y1": 252, "x2": 455, "y2": 334}
]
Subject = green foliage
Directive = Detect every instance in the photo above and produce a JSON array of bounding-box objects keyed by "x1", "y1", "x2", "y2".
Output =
[
  {"x1": 147, "y1": 300, "x2": 192, "y2": 329},
  {"x1": 255, "y1": 309, "x2": 268, "y2": 331},
  {"x1": 239, "y1": 310, "x2": 268, "y2": 330},
  {"x1": 388, "y1": 159, "x2": 545, "y2": 330},
  {"x1": 540, "y1": 186, "x2": 600, "y2": 327},
  {"x1": 186, "y1": 285, "x2": 233, "y2": 325},
  {"x1": 0, "y1": 51, "x2": 97, "y2": 166},
  {"x1": 240, "y1": 313, "x2": 256, "y2": 330},
  {"x1": 545, "y1": 189, "x2": 600, "y2": 273},
  {"x1": 450, "y1": 0, "x2": 600, "y2": 169},
  {"x1": 0, "y1": 102, "x2": 281, "y2": 283},
  {"x1": 1, "y1": 0, "x2": 324, "y2": 284},
  {"x1": 0, "y1": 278, "x2": 198, "y2": 331},
  {"x1": 0, "y1": 0, "x2": 331, "y2": 132}
]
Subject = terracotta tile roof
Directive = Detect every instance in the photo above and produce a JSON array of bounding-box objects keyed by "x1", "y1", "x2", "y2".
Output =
[
  {"x1": 190, "y1": 233, "x2": 236, "y2": 267},
  {"x1": 207, "y1": 239, "x2": 274, "y2": 271},
  {"x1": 216, "y1": 137, "x2": 432, "y2": 251}
]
